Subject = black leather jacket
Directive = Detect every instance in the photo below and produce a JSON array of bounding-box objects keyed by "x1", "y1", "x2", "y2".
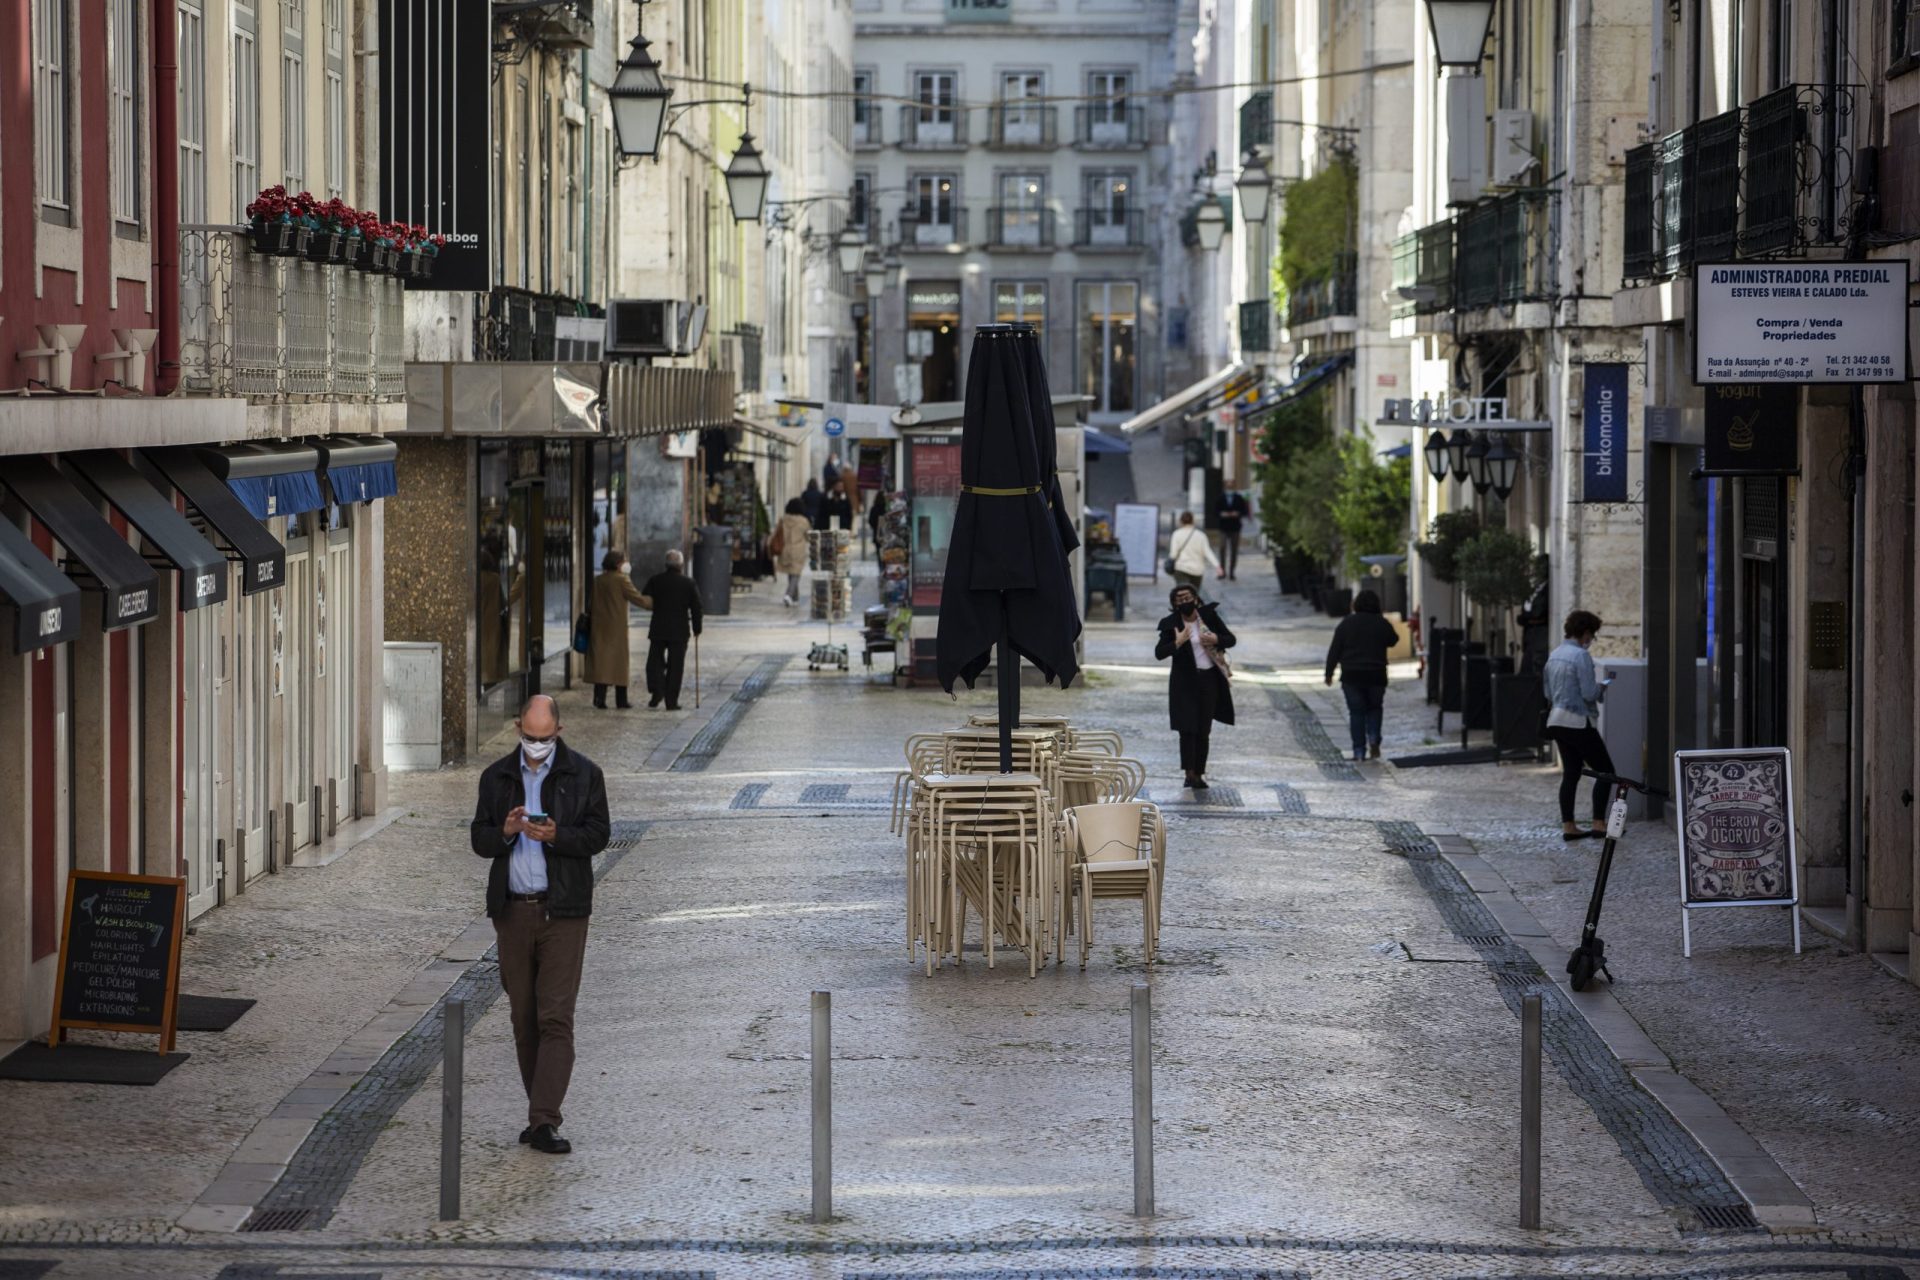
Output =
[{"x1": 469, "y1": 740, "x2": 611, "y2": 919}]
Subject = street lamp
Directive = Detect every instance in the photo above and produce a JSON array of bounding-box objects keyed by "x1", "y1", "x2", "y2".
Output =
[
  {"x1": 835, "y1": 228, "x2": 867, "y2": 276},
  {"x1": 1465, "y1": 430, "x2": 1493, "y2": 492},
  {"x1": 725, "y1": 134, "x2": 769, "y2": 222},
  {"x1": 1485, "y1": 434, "x2": 1520, "y2": 499},
  {"x1": 863, "y1": 250, "x2": 885, "y2": 297},
  {"x1": 1235, "y1": 153, "x2": 1274, "y2": 224},
  {"x1": 1422, "y1": 429, "x2": 1451, "y2": 481},
  {"x1": 1446, "y1": 428, "x2": 1474, "y2": 481},
  {"x1": 1423, "y1": 0, "x2": 1497, "y2": 68},
  {"x1": 882, "y1": 244, "x2": 901, "y2": 288},
  {"x1": 609, "y1": 5, "x2": 672, "y2": 159},
  {"x1": 1194, "y1": 198, "x2": 1228, "y2": 250}
]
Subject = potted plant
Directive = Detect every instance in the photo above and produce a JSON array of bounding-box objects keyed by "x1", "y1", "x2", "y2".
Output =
[
  {"x1": 418, "y1": 233, "x2": 446, "y2": 280},
  {"x1": 244, "y1": 186, "x2": 297, "y2": 255},
  {"x1": 1456, "y1": 526, "x2": 1541, "y2": 655}
]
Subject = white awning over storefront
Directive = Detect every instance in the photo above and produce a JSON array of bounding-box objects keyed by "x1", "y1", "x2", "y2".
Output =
[{"x1": 1116, "y1": 362, "x2": 1249, "y2": 435}]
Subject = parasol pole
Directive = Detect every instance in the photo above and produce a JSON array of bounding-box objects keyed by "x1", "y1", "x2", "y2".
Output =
[{"x1": 997, "y1": 632, "x2": 1016, "y2": 773}]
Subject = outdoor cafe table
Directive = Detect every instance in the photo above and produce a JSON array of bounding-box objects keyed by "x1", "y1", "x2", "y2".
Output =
[
  {"x1": 912, "y1": 770, "x2": 1055, "y2": 975},
  {"x1": 964, "y1": 713, "x2": 1072, "y2": 729}
]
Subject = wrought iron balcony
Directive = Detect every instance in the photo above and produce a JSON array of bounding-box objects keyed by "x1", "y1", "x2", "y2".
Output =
[
  {"x1": 899, "y1": 207, "x2": 970, "y2": 248},
  {"x1": 1622, "y1": 142, "x2": 1655, "y2": 282},
  {"x1": 1073, "y1": 105, "x2": 1147, "y2": 149},
  {"x1": 1238, "y1": 299, "x2": 1271, "y2": 355},
  {"x1": 177, "y1": 226, "x2": 405, "y2": 400},
  {"x1": 987, "y1": 104, "x2": 1058, "y2": 149},
  {"x1": 1239, "y1": 91, "x2": 1273, "y2": 152},
  {"x1": 986, "y1": 207, "x2": 1056, "y2": 249},
  {"x1": 1389, "y1": 218, "x2": 1454, "y2": 317},
  {"x1": 1743, "y1": 83, "x2": 1862, "y2": 255},
  {"x1": 898, "y1": 105, "x2": 968, "y2": 149},
  {"x1": 1455, "y1": 191, "x2": 1552, "y2": 310},
  {"x1": 1286, "y1": 252, "x2": 1358, "y2": 327},
  {"x1": 1072, "y1": 207, "x2": 1144, "y2": 248},
  {"x1": 476, "y1": 287, "x2": 566, "y2": 362},
  {"x1": 1654, "y1": 124, "x2": 1695, "y2": 277}
]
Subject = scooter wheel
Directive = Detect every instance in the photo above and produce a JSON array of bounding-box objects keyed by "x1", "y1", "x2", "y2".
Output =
[{"x1": 1569, "y1": 949, "x2": 1599, "y2": 991}]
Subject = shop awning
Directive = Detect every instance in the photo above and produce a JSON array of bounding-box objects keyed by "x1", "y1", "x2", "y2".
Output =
[
  {"x1": 316, "y1": 437, "x2": 399, "y2": 505},
  {"x1": 63, "y1": 450, "x2": 230, "y2": 611},
  {"x1": 144, "y1": 448, "x2": 288, "y2": 596},
  {"x1": 0, "y1": 457, "x2": 159, "y2": 629},
  {"x1": 1236, "y1": 353, "x2": 1355, "y2": 419},
  {"x1": 0, "y1": 517, "x2": 81, "y2": 652},
  {"x1": 733, "y1": 416, "x2": 809, "y2": 450},
  {"x1": 1083, "y1": 427, "x2": 1132, "y2": 455},
  {"x1": 1117, "y1": 362, "x2": 1249, "y2": 435},
  {"x1": 196, "y1": 443, "x2": 326, "y2": 520},
  {"x1": 1379, "y1": 442, "x2": 1412, "y2": 459}
]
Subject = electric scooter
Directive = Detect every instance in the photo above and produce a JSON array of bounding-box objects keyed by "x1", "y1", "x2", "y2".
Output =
[{"x1": 1566, "y1": 768, "x2": 1655, "y2": 992}]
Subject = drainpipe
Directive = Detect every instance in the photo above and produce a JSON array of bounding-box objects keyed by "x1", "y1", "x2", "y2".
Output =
[
  {"x1": 154, "y1": 0, "x2": 181, "y2": 395},
  {"x1": 1842, "y1": 143, "x2": 1878, "y2": 952}
]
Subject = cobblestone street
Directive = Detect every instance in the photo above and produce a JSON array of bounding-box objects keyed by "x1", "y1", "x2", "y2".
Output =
[{"x1": 3, "y1": 570, "x2": 1918, "y2": 1279}]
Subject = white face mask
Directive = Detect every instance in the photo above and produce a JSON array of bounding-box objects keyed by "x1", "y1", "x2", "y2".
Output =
[
  {"x1": 520, "y1": 735, "x2": 556, "y2": 762},
  {"x1": 618, "y1": 562, "x2": 630, "y2": 576}
]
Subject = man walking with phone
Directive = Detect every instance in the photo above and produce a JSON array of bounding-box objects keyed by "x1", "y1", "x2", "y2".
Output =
[{"x1": 469, "y1": 694, "x2": 610, "y2": 1153}]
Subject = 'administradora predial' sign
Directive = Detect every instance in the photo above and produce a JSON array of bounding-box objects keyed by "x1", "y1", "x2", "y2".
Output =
[
  {"x1": 1694, "y1": 260, "x2": 1911, "y2": 385},
  {"x1": 1671, "y1": 747, "x2": 1802, "y2": 959},
  {"x1": 49, "y1": 870, "x2": 187, "y2": 1053}
]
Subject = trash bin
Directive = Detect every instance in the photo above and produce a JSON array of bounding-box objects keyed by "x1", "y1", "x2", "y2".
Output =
[
  {"x1": 1358, "y1": 554, "x2": 1408, "y2": 615},
  {"x1": 692, "y1": 525, "x2": 734, "y2": 617}
]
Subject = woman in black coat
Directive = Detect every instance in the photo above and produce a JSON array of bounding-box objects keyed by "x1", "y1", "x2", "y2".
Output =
[
  {"x1": 1155, "y1": 583, "x2": 1236, "y2": 790},
  {"x1": 1324, "y1": 588, "x2": 1399, "y2": 761}
]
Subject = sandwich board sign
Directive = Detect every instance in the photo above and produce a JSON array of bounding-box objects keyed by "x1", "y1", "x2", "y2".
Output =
[
  {"x1": 49, "y1": 871, "x2": 187, "y2": 1053},
  {"x1": 1671, "y1": 747, "x2": 1802, "y2": 958}
]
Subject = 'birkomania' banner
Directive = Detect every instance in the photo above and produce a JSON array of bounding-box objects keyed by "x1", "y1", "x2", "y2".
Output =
[
  {"x1": 1694, "y1": 260, "x2": 1910, "y2": 385},
  {"x1": 1671, "y1": 747, "x2": 1803, "y2": 958}
]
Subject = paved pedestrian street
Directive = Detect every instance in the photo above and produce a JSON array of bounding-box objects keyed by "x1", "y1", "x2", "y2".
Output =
[{"x1": 3, "y1": 572, "x2": 1918, "y2": 1280}]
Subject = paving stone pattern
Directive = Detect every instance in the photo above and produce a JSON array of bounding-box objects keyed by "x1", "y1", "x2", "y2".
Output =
[
  {"x1": 1261, "y1": 683, "x2": 1363, "y2": 782},
  {"x1": 671, "y1": 657, "x2": 791, "y2": 772}
]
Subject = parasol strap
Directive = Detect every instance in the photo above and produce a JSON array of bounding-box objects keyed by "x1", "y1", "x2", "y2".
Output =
[{"x1": 961, "y1": 484, "x2": 1042, "y2": 496}]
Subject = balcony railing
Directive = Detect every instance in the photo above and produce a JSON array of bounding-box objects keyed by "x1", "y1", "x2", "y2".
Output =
[
  {"x1": 900, "y1": 207, "x2": 970, "y2": 248},
  {"x1": 898, "y1": 105, "x2": 968, "y2": 148},
  {"x1": 1654, "y1": 125, "x2": 1695, "y2": 277},
  {"x1": 1239, "y1": 91, "x2": 1273, "y2": 151},
  {"x1": 477, "y1": 288, "x2": 565, "y2": 362},
  {"x1": 1072, "y1": 207, "x2": 1144, "y2": 248},
  {"x1": 1455, "y1": 191, "x2": 1553, "y2": 310},
  {"x1": 987, "y1": 103, "x2": 1058, "y2": 148},
  {"x1": 1390, "y1": 218, "x2": 1454, "y2": 317},
  {"x1": 1286, "y1": 252, "x2": 1358, "y2": 327},
  {"x1": 852, "y1": 108, "x2": 881, "y2": 148},
  {"x1": 1622, "y1": 142, "x2": 1655, "y2": 281},
  {"x1": 1238, "y1": 299, "x2": 1271, "y2": 355},
  {"x1": 986, "y1": 206, "x2": 1056, "y2": 249},
  {"x1": 1073, "y1": 105, "x2": 1146, "y2": 148},
  {"x1": 178, "y1": 225, "x2": 405, "y2": 400}
]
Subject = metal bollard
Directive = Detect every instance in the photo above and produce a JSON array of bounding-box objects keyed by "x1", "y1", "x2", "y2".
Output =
[
  {"x1": 1131, "y1": 983, "x2": 1154, "y2": 1217},
  {"x1": 215, "y1": 839, "x2": 226, "y2": 907},
  {"x1": 1520, "y1": 993, "x2": 1542, "y2": 1229},
  {"x1": 234, "y1": 828, "x2": 247, "y2": 895},
  {"x1": 281, "y1": 801, "x2": 294, "y2": 872},
  {"x1": 312, "y1": 785, "x2": 324, "y2": 845},
  {"x1": 441, "y1": 998, "x2": 464, "y2": 1221},
  {"x1": 810, "y1": 990, "x2": 832, "y2": 1224},
  {"x1": 264, "y1": 810, "x2": 276, "y2": 877},
  {"x1": 328, "y1": 777, "x2": 338, "y2": 836}
]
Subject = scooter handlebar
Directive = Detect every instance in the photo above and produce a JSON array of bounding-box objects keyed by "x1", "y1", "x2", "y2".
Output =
[{"x1": 1580, "y1": 768, "x2": 1667, "y2": 798}]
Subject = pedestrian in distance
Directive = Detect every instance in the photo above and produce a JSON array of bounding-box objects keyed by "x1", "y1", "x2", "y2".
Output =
[
  {"x1": 468, "y1": 694, "x2": 611, "y2": 1155},
  {"x1": 823, "y1": 452, "x2": 842, "y2": 490},
  {"x1": 800, "y1": 478, "x2": 824, "y2": 528},
  {"x1": 638, "y1": 550, "x2": 704, "y2": 710},
  {"x1": 1167, "y1": 510, "x2": 1223, "y2": 591},
  {"x1": 817, "y1": 479, "x2": 854, "y2": 532},
  {"x1": 1216, "y1": 490, "x2": 1251, "y2": 580},
  {"x1": 1324, "y1": 588, "x2": 1399, "y2": 761},
  {"x1": 1156, "y1": 583, "x2": 1236, "y2": 791},
  {"x1": 1542, "y1": 609, "x2": 1617, "y2": 840},
  {"x1": 772, "y1": 497, "x2": 812, "y2": 607},
  {"x1": 586, "y1": 550, "x2": 647, "y2": 709}
]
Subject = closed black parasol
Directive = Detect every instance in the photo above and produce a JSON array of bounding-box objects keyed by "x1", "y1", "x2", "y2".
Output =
[{"x1": 936, "y1": 324, "x2": 1082, "y2": 769}]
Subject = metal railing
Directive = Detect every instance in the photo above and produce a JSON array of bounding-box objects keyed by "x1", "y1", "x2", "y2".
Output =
[
  {"x1": 1455, "y1": 191, "x2": 1552, "y2": 309},
  {"x1": 986, "y1": 206, "x2": 1056, "y2": 248},
  {"x1": 1622, "y1": 143, "x2": 1655, "y2": 281},
  {"x1": 987, "y1": 104, "x2": 1058, "y2": 148},
  {"x1": 1390, "y1": 218, "x2": 1454, "y2": 317},
  {"x1": 898, "y1": 105, "x2": 968, "y2": 148},
  {"x1": 1072, "y1": 207, "x2": 1144, "y2": 248},
  {"x1": 1073, "y1": 105, "x2": 1146, "y2": 148},
  {"x1": 178, "y1": 225, "x2": 405, "y2": 401},
  {"x1": 1286, "y1": 252, "x2": 1358, "y2": 327},
  {"x1": 852, "y1": 107, "x2": 881, "y2": 148},
  {"x1": 1239, "y1": 91, "x2": 1272, "y2": 151},
  {"x1": 1693, "y1": 108, "x2": 1742, "y2": 261},
  {"x1": 1654, "y1": 125, "x2": 1695, "y2": 277},
  {"x1": 1238, "y1": 299, "x2": 1271, "y2": 354},
  {"x1": 900, "y1": 207, "x2": 970, "y2": 247}
]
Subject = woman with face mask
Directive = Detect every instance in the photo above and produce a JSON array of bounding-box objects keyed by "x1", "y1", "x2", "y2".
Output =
[
  {"x1": 1155, "y1": 584, "x2": 1237, "y2": 790},
  {"x1": 586, "y1": 549, "x2": 648, "y2": 708}
]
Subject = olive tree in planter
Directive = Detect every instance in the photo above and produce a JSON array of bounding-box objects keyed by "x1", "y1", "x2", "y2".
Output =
[
  {"x1": 1455, "y1": 527, "x2": 1542, "y2": 656},
  {"x1": 1414, "y1": 508, "x2": 1480, "y2": 632},
  {"x1": 1330, "y1": 435, "x2": 1411, "y2": 579}
]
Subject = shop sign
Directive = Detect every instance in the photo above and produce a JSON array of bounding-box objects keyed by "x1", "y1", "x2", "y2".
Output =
[
  {"x1": 1375, "y1": 396, "x2": 1548, "y2": 429},
  {"x1": 1703, "y1": 384, "x2": 1798, "y2": 475},
  {"x1": 946, "y1": 0, "x2": 1012, "y2": 20},
  {"x1": 824, "y1": 415, "x2": 846, "y2": 439},
  {"x1": 1581, "y1": 363, "x2": 1628, "y2": 502},
  {"x1": 1672, "y1": 747, "x2": 1804, "y2": 958},
  {"x1": 1693, "y1": 260, "x2": 1911, "y2": 384},
  {"x1": 908, "y1": 287, "x2": 962, "y2": 315},
  {"x1": 49, "y1": 870, "x2": 186, "y2": 1051}
]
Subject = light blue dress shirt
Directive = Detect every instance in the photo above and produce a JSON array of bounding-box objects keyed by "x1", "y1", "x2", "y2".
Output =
[
  {"x1": 1543, "y1": 639, "x2": 1603, "y2": 723},
  {"x1": 507, "y1": 751, "x2": 553, "y2": 894}
]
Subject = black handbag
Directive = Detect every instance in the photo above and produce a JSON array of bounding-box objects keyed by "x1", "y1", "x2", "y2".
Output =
[{"x1": 573, "y1": 613, "x2": 591, "y2": 654}]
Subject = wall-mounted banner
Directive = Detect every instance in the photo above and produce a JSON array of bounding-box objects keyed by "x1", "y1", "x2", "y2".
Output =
[
  {"x1": 1693, "y1": 260, "x2": 1911, "y2": 384},
  {"x1": 1671, "y1": 747, "x2": 1803, "y2": 958},
  {"x1": 1703, "y1": 384, "x2": 1798, "y2": 474},
  {"x1": 379, "y1": 0, "x2": 494, "y2": 292},
  {"x1": 1581, "y1": 363, "x2": 1629, "y2": 502}
]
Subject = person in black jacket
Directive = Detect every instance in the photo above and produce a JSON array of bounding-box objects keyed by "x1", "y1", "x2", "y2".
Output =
[
  {"x1": 639, "y1": 550, "x2": 704, "y2": 710},
  {"x1": 1155, "y1": 584, "x2": 1236, "y2": 790},
  {"x1": 468, "y1": 695, "x2": 611, "y2": 1154},
  {"x1": 1324, "y1": 588, "x2": 1400, "y2": 761}
]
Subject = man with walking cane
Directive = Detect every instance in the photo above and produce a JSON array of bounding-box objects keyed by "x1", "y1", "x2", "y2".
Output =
[{"x1": 638, "y1": 549, "x2": 703, "y2": 710}]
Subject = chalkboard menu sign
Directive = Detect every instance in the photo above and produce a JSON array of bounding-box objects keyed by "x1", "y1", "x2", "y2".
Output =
[
  {"x1": 49, "y1": 872, "x2": 186, "y2": 1052},
  {"x1": 1671, "y1": 748, "x2": 1803, "y2": 958}
]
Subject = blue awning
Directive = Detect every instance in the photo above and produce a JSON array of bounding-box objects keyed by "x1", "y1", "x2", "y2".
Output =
[
  {"x1": 197, "y1": 443, "x2": 326, "y2": 520},
  {"x1": 316, "y1": 437, "x2": 399, "y2": 505},
  {"x1": 1236, "y1": 353, "x2": 1355, "y2": 420},
  {"x1": 1083, "y1": 427, "x2": 1132, "y2": 455},
  {"x1": 1379, "y1": 442, "x2": 1412, "y2": 459}
]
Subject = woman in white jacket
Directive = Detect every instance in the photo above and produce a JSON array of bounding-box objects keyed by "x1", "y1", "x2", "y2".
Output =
[{"x1": 1167, "y1": 511, "x2": 1223, "y2": 590}]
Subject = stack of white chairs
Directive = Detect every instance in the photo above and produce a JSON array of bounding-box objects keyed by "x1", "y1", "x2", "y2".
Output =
[{"x1": 1061, "y1": 801, "x2": 1167, "y2": 968}]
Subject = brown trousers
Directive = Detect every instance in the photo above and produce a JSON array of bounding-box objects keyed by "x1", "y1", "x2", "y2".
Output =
[{"x1": 493, "y1": 901, "x2": 589, "y2": 1129}]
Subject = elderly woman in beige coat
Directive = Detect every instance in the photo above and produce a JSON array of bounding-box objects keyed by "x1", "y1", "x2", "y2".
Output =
[
  {"x1": 588, "y1": 550, "x2": 647, "y2": 708},
  {"x1": 773, "y1": 497, "x2": 812, "y2": 607}
]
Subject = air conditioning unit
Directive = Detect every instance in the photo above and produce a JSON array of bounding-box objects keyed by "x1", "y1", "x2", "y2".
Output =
[
  {"x1": 605, "y1": 299, "x2": 683, "y2": 357},
  {"x1": 554, "y1": 315, "x2": 604, "y2": 363},
  {"x1": 1491, "y1": 109, "x2": 1536, "y2": 185}
]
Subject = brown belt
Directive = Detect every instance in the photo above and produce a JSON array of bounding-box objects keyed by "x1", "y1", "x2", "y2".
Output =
[{"x1": 507, "y1": 891, "x2": 548, "y2": 902}]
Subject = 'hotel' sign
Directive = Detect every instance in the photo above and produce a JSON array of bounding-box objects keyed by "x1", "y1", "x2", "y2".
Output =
[{"x1": 1375, "y1": 396, "x2": 1549, "y2": 430}]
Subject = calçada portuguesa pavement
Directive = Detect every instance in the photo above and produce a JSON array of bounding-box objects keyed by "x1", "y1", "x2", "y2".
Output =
[{"x1": 3, "y1": 565, "x2": 1919, "y2": 1280}]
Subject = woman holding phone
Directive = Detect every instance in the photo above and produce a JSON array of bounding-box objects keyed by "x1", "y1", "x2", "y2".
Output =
[
  {"x1": 1155, "y1": 583, "x2": 1236, "y2": 791},
  {"x1": 1542, "y1": 609, "x2": 1615, "y2": 840}
]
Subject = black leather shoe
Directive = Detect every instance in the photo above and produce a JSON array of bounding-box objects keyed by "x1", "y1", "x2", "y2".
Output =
[
  {"x1": 648, "y1": 693, "x2": 663, "y2": 708},
  {"x1": 518, "y1": 1125, "x2": 534, "y2": 1144},
  {"x1": 666, "y1": 702, "x2": 681, "y2": 711},
  {"x1": 1192, "y1": 776, "x2": 1210, "y2": 790},
  {"x1": 528, "y1": 1124, "x2": 571, "y2": 1154}
]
